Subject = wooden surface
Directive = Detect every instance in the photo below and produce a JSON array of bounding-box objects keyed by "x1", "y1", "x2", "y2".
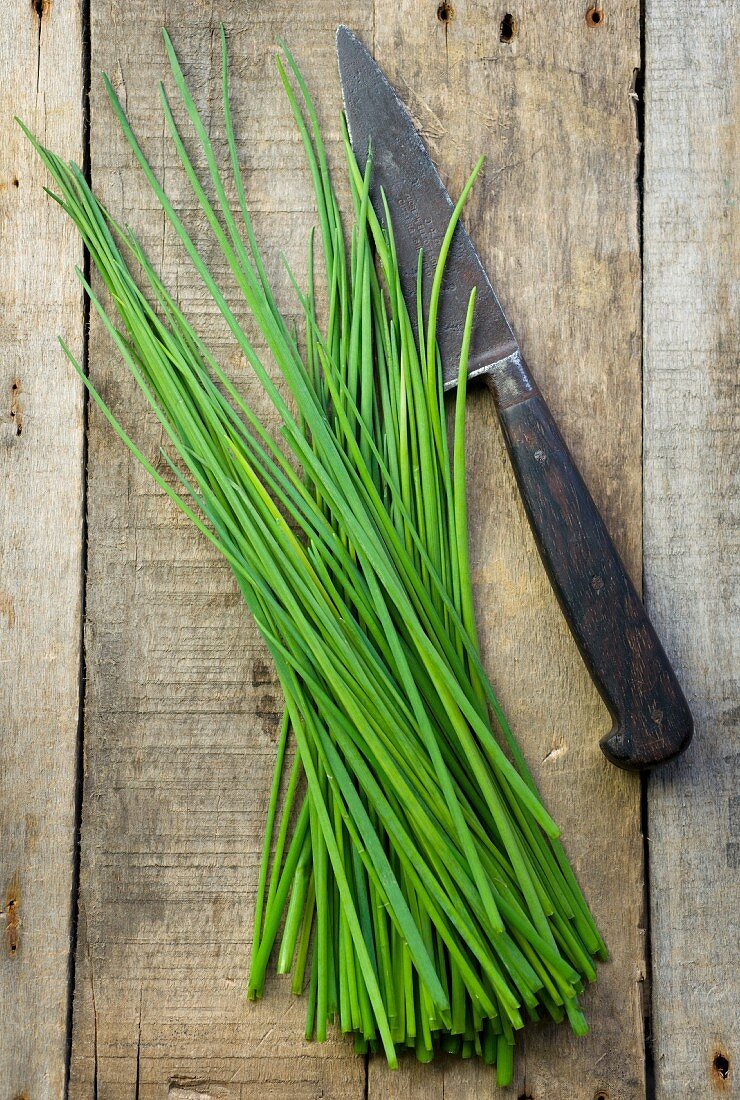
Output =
[
  {"x1": 370, "y1": 6, "x2": 644, "y2": 1097},
  {"x1": 0, "y1": 0, "x2": 735, "y2": 1098},
  {"x1": 67, "y1": 3, "x2": 368, "y2": 1098},
  {"x1": 0, "y1": 1, "x2": 85, "y2": 1097},
  {"x1": 643, "y1": 0, "x2": 739, "y2": 1096}
]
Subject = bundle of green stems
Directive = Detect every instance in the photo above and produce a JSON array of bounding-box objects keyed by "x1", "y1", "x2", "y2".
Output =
[{"x1": 23, "y1": 26, "x2": 606, "y2": 1083}]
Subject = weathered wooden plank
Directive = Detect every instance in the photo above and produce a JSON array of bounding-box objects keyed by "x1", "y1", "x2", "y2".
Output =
[
  {"x1": 67, "y1": 4, "x2": 370, "y2": 1098},
  {"x1": 368, "y1": 2, "x2": 646, "y2": 1097},
  {"x1": 644, "y1": 1, "x2": 739, "y2": 1095},
  {"x1": 64, "y1": 0, "x2": 649, "y2": 1095},
  {"x1": 0, "y1": 0, "x2": 85, "y2": 1095}
]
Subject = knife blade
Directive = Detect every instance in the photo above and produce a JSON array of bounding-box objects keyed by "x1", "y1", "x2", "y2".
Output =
[
  {"x1": 336, "y1": 26, "x2": 693, "y2": 771},
  {"x1": 337, "y1": 26, "x2": 518, "y2": 388}
]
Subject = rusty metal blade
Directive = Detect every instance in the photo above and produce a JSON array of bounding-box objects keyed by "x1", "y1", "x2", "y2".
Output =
[{"x1": 336, "y1": 25, "x2": 518, "y2": 389}]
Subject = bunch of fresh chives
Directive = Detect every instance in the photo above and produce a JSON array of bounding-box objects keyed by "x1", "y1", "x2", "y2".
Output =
[{"x1": 22, "y1": 26, "x2": 606, "y2": 1082}]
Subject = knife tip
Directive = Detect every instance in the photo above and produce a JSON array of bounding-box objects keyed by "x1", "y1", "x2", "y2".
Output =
[{"x1": 336, "y1": 24, "x2": 367, "y2": 61}]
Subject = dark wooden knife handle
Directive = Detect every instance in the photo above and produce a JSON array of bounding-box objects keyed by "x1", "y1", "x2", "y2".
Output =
[{"x1": 486, "y1": 361, "x2": 693, "y2": 770}]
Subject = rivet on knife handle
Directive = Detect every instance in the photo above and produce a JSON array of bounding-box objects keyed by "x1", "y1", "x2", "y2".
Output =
[{"x1": 488, "y1": 352, "x2": 693, "y2": 770}]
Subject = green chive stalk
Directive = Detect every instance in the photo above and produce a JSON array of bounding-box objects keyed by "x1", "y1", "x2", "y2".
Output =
[{"x1": 22, "y1": 24, "x2": 606, "y2": 1082}]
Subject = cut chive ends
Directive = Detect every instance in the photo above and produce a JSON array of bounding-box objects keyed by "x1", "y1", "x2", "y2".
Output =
[{"x1": 22, "y1": 24, "x2": 606, "y2": 1083}]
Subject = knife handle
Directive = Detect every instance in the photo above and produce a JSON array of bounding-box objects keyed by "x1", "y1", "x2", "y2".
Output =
[{"x1": 486, "y1": 359, "x2": 693, "y2": 770}]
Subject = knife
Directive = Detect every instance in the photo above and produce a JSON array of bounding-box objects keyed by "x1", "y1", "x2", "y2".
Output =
[{"x1": 336, "y1": 26, "x2": 692, "y2": 771}]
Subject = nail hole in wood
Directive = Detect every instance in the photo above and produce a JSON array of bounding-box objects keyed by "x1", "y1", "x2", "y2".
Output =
[
  {"x1": 31, "y1": 0, "x2": 47, "y2": 19},
  {"x1": 5, "y1": 878, "x2": 20, "y2": 957},
  {"x1": 437, "y1": 0, "x2": 454, "y2": 25},
  {"x1": 713, "y1": 1053, "x2": 730, "y2": 1081},
  {"x1": 586, "y1": 5, "x2": 604, "y2": 26},
  {"x1": 594, "y1": 1092, "x2": 609, "y2": 1100},
  {"x1": 10, "y1": 379, "x2": 22, "y2": 435},
  {"x1": 500, "y1": 13, "x2": 518, "y2": 42},
  {"x1": 13, "y1": 178, "x2": 19, "y2": 188}
]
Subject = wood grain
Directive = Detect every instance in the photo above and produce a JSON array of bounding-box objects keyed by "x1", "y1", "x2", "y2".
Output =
[
  {"x1": 0, "y1": 0, "x2": 654, "y2": 1096},
  {"x1": 643, "y1": 0, "x2": 739, "y2": 1095},
  {"x1": 67, "y1": 4, "x2": 370, "y2": 1098},
  {"x1": 368, "y1": 1, "x2": 646, "y2": 1096},
  {"x1": 0, "y1": 0, "x2": 85, "y2": 1095}
]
